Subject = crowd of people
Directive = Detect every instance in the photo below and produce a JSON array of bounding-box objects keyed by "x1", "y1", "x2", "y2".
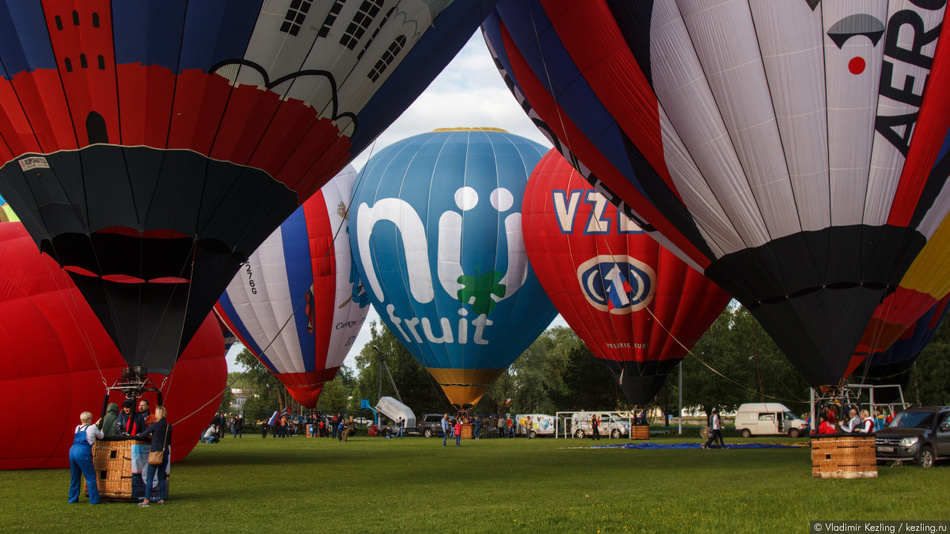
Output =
[
  {"x1": 68, "y1": 402, "x2": 172, "y2": 507},
  {"x1": 814, "y1": 405, "x2": 894, "y2": 434}
]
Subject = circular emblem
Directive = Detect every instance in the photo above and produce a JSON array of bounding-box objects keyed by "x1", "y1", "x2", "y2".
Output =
[{"x1": 576, "y1": 255, "x2": 656, "y2": 314}]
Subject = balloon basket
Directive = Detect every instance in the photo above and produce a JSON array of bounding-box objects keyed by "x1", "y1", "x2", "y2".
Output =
[
  {"x1": 460, "y1": 424, "x2": 475, "y2": 439},
  {"x1": 630, "y1": 426, "x2": 650, "y2": 440},
  {"x1": 810, "y1": 434, "x2": 877, "y2": 479},
  {"x1": 82, "y1": 438, "x2": 171, "y2": 501}
]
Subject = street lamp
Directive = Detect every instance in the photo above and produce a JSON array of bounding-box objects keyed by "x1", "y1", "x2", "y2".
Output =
[{"x1": 373, "y1": 345, "x2": 382, "y2": 404}]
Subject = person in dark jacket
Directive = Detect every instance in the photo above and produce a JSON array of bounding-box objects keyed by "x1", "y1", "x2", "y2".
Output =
[
  {"x1": 136, "y1": 406, "x2": 172, "y2": 506},
  {"x1": 99, "y1": 403, "x2": 120, "y2": 438},
  {"x1": 116, "y1": 399, "x2": 145, "y2": 436}
]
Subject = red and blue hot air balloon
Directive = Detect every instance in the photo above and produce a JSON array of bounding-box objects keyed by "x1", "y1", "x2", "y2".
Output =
[
  {"x1": 844, "y1": 209, "x2": 950, "y2": 378},
  {"x1": 523, "y1": 149, "x2": 731, "y2": 405},
  {"x1": 484, "y1": 1, "x2": 950, "y2": 387},
  {"x1": 0, "y1": 222, "x2": 226, "y2": 470},
  {"x1": 851, "y1": 296, "x2": 950, "y2": 402},
  {"x1": 0, "y1": 0, "x2": 498, "y2": 379},
  {"x1": 215, "y1": 166, "x2": 369, "y2": 408}
]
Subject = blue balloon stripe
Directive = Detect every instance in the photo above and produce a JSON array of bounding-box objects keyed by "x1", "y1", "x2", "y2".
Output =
[{"x1": 280, "y1": 205, "x2": 318, "y2": 374}]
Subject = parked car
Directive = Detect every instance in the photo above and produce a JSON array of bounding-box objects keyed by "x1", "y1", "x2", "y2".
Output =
[
  {"x1": 417, "y1": 414, "x2": 445, "y2": 438},
  {"x1": 875, "y1": 406, "x2": 950, "y2": 467},
  {"x1": 733, "y1": 403, "x2": 807, "y2": 438}
]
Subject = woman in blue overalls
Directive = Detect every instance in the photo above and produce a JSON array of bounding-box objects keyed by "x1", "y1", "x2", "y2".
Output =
[{"x1": 68, "y1": 411, "x2": 103, "y2": 504}]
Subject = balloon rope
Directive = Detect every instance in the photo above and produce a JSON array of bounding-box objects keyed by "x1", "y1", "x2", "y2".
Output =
[
  {"x1": 642, "y1": 302, "x2": 807, "y2": 404},
  {"x1": 38, "y1": 250, "x2": 108, "y2": 388},
  {"x1": 168, "y1": 244, "x2": 198, "y2": 367}
]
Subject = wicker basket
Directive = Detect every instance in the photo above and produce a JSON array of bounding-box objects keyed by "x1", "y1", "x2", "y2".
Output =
[
  {"x1": 82, "y1": 438, "x2": 170, "y2": 501},
  {"x1": 630, "y1": 426, "x2": 650, "y2": 440},
  {"x1": 810, "y1": 434, "x2": 877, "y2": 479}
]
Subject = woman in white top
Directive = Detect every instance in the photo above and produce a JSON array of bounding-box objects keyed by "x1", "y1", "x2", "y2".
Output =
[{"x1": 68, "y1": 411, "x2": 104, "y2": 504}]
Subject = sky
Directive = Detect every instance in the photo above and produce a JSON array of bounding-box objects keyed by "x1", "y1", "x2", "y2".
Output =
[{"x1": 225, "y1": 30, "x2": 567, "y2": 373}]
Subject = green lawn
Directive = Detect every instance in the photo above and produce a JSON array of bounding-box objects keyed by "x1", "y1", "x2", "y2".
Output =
[{"x1": 1, "y1": 433, "x2": 946, "y2": 532}]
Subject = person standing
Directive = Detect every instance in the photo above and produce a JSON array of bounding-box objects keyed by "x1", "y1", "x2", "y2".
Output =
[
  {"x1": 68, "y1": 411, "x2": 103, "y2": 504},
  {"x1": 591, "y1": 416, "x2": 600, "y2": 440},
  {"x1": 454, "y1": 418, "x2": 462, "y2": 447},
  {"x1": 99, "y1": 403, "x2": 120, "y2": 438},
  {"x1": 396, "y1": 417, "x2": 404, "y2": 439},
  {"x1": 116, "y1": 399, "x2": 144, "y2": 436},
  {"x1": 703, "y1": 408, "x2": 725, "y2": 449},
  {"x1": 841, "y1": 408, "x2": 863, "y2": 432},
  {"x1": 137, "y1": 406, "x2": 172, "y2": 506},
  {"x1": 441, "y1": 414, "x2": 451, "y2": 447},
  {"x1": 234, "y1": 415, "x2": 243, "y2": 439},
  {"x1": 526, "y1": 417, "x2": 534, "y2": 439},
  {"x1": 138, "y1": 399, "x2": 156, "y2": 426}
]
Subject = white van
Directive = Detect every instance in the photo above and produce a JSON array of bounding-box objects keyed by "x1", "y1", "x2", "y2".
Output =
[
  {"x1": 733, "y1": 403, "x2": 806, "y2": 438},
  {"x1": 571, "y1": 412, "x2": 631, "y2": 439},
  {"x1": 515, "y1": 414, "x2": 556, "y2": 438}
]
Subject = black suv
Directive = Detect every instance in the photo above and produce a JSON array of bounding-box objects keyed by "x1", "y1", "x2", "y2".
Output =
[
  {"x1": 875, "y1": 406, "x2": 950, "y2": 467},
  {"x1": 417, "y1": 414, "x2": 446, "y2": 438}
]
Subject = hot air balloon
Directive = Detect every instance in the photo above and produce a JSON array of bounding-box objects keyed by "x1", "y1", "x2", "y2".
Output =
[
  {"x1": 0, "y1": 193, "x2": 16, "y2": 222},
  {"x1": 215, "y1": 166, "x2": 369, "y2": 409},
  {"x1": 0, "y1": 223, "x2": 226, "y2": 470},
  {"x1": 845, "y1": 209, "x2": 950, "y2": 377},
  {"x1": 350, "y1": 128, "x2": 558, "y2": 407},
  {"x1": 523, "y1": 149, "x2": 731, "y2": 405},
  {"x1": 852, "y1": 296, "x2": 950, "y2": 402},
  {"x1": 0, "y1": 0, "x2": 498, "y2": 390},
  {"x1": 483, "y1": 1, "x2": 950, "y2": 387}
]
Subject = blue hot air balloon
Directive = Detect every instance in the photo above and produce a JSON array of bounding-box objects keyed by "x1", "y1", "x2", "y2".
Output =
[{"x1": 349, "y1": 128, "x2": 558, "y2": 407}]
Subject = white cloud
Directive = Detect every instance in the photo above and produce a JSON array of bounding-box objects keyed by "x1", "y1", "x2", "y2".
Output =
[{"x1": 351, "y1": 32, "x2": 551, "y2": 171}]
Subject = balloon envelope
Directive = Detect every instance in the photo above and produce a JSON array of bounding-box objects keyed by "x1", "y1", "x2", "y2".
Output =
[
  {"x1": 215, "y1": 166, "x2": 369, "y2": 409},
  {"x1": 0, "y1": 0, "x2": 498, "y2": 375},
  {"x1": 484, "y1": 1, "x2": 950, "y2": 386},
  {"x1": 350, "y1": 128, "x2": 558, "y2": 406},
  {"x1": 523, "y1": 149, "x2": 731, "y2": 405},
  {"x1": 0, "y1": 193, "x2": 16, "y2": 222},
  {"x1": 852, "y1": 296, "x2": 950, "y2": 402},
  {"x1": 0, "y1": 223, "x2": 226, "y2": 469},
  {"x1": 845, "y1": 209, "x2": 950, "y2": 377}
]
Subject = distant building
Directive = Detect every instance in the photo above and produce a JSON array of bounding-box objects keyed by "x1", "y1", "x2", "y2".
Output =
[{"x1": 231, "y1": 388, "x2": 256, "y2": 410}]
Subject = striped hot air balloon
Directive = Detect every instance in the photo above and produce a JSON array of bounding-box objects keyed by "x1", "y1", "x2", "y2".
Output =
[
  {"x1": 215, "y1": 166, "x2": 369, "y2": 408},
  {"x1": 484, "y1": 1, "x2": 950, "y2": 386},
  {"x1": 0, "y1": 0, "x2": 498, "y2": 378}
]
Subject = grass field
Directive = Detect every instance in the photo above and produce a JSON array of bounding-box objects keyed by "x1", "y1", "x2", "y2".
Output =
[{"x1": 1, "y1": 431, "x2": 947, "y2": 533}]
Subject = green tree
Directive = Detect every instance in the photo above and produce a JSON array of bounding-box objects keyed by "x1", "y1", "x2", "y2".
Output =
[
  {"x1": 906, "y1": 315, "x2": 950, "y2": 406},
  {"x1": 479, "y1": 326, "x2": 577, "y2": 415},
  {"x1": 548, "y1": 343, "x2": 621, "y2": 411},
  {"x1": 352, "y1": 322, "x2": 449, "y2": 416},
  {"x1": 217, "y1": 387, "x2": 234, "y2": 413}
]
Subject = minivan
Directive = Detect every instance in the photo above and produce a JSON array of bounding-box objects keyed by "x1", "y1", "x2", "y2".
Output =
[{"x1": 733, "y1": 403, "x2": 806, "y2": 438}]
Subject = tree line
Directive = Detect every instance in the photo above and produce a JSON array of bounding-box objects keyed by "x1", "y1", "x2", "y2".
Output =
[{"x1": 226, "y1": 305, "x2": 950, "y2": 423}]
